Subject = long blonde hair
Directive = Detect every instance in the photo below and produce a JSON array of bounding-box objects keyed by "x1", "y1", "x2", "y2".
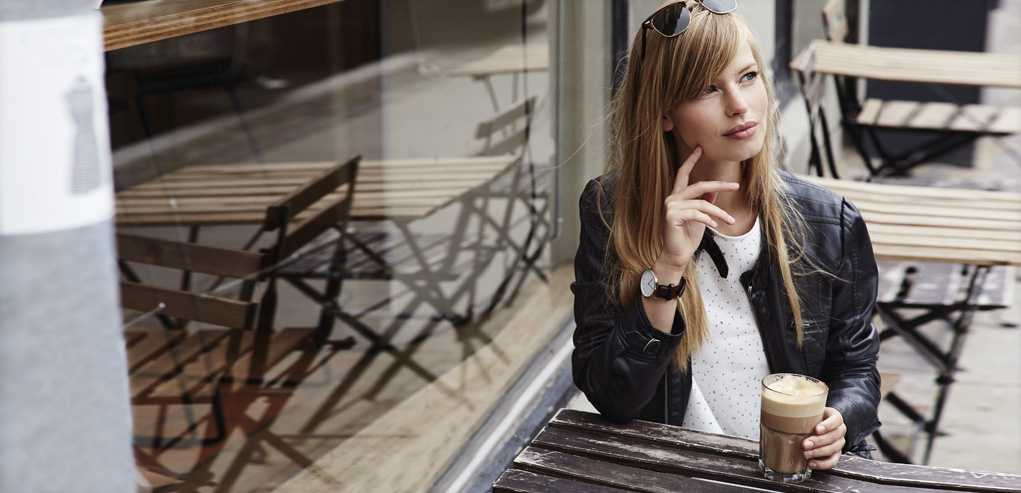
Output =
[{"x1": 600, "y1": 3, "x2": 813, "y2": 371}]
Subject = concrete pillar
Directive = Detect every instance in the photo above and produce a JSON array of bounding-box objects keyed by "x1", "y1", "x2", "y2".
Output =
[
  {"x1": 0, "y1": 2, "x2": 135, "y2": 492},
  {"x1": 549, "y1": 0, "x2": 612, "y2": 267}
]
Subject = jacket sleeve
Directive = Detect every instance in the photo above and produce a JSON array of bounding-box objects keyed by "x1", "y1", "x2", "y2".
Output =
[
  {"x1": 570, "y1": 178, "x2": 686, "y2": 423},
  {"x1": 823, "y1": 198, "x2": 882, "y2": 453}
]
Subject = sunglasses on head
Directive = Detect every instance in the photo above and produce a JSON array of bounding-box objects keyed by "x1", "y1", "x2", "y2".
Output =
[{"x1": 636, "y1": 0, "x2": 738, "y2": 80}]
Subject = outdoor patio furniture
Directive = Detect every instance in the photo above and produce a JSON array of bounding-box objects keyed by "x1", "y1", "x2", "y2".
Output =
[
  {"x1": 493, "y1": 409, "x2": 1021, "y2": 492},
  {"x1": 802, "y1": 174, "x2": 1021, "y2": 465},
  {"x1": 789, "y1": 0, "x2": 1021, "y2": 179},
  {"x1": 120, "y1": 157, "x2": 358, "y2": 447}
]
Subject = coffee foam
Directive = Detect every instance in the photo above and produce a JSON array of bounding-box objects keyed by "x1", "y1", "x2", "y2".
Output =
[{"x1": 761, "y1": 377, "x2": 827, "y2": 418}]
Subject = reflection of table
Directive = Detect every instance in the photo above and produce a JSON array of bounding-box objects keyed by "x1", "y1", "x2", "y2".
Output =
[
  {"x1": 447, "y1": 43, "x2": 549, "y2": 113},
  {"x1": 115, "y1": 157, "x2": 518, "y2": 224},
  {"x1": 115, "y1": 156, "x2": 522, "y2": 322},
  {"x1": 494, "y1": 409, "x2": 1021, "y2": 492},
  {"x1": 102, "y1": 0, "x2": 340, "y2": 52},
  {"x1": 446, "y1": 43, "x2": 550, "y2": 79},
  {"x1": 806, "y1": 175, "x2": 1020, "y2": 465}
]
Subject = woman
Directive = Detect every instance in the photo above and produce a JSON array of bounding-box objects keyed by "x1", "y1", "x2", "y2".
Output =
[{"x1": 571, "y1": 0, "x2": 882, "y2": 469}]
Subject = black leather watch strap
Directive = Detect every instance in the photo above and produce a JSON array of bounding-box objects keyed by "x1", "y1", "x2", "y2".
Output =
[{"x1": 652, "y1": 277, "x2": 686, "y2": 300}]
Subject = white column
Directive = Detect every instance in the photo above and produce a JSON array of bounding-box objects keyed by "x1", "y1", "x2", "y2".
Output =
[{"x1": 0, "y1": 3, "x2": 135, "y2": 492}]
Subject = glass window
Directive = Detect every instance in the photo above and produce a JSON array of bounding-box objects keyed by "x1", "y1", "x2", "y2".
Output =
[{"x1": 107, "y1": 1, "x2": 554, "y2": 489}]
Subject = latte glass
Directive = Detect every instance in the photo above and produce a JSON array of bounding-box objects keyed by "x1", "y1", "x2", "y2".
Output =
[{"x1": 758, "y1": 373, "x2": 828, "y2": 483}]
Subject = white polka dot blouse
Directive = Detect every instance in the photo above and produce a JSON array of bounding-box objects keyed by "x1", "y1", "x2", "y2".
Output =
[{"x1": 682, "y1": 216, "x2": 770, "y2": 442}]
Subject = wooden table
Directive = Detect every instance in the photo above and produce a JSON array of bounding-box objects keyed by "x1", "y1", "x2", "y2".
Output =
[
  {"x1": 802, "y1": 175, "x2": 1020, "y2": 465},
  {"x1": 494, "y1": 409, "x2": 1021, "y2": 492},
  {"x1": 802, "y1": 175, "x2": 1021, "y2": 267},
  {"x1": 102, "y1": 0, "x2": 340, "y2": 52}
]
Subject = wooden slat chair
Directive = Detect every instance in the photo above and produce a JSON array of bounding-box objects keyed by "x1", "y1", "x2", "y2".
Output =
[
  {"x1": 801, "y1": 174, "x2": 1021, "y2": 465},
  {"x1": 791, "y1": 0, "x2": 1021, "y2": 179},
  {"x1": 121, "y1": 157, "x2": 360, "y2": 449},
  {"x1": 120, "y1": 235, "x2": 272, "y2": 448}
]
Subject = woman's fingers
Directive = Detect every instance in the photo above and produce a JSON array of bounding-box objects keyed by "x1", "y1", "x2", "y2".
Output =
[
  {"x1": 805, "y1": 437, "x2": 845, "y2": 460},
  {"x1": 669, "y1": 208, "x2": 717, "y2": 229},
  {"x1": 672, "y1": 146, "x2": 703, "y2": 194},
  {"x1": 809, "y1": 451, "x2": 841, "y2": 470},
  {"x1": 666, "y1": 198, "x2": 736, "y2": 225},
  {"x1": 679, "y1": 181, "x2": 740, "y2": 200},
  {"x1": 692, "y1": 200, "x2": 736, "y2": 225},
  {"x1": 813, "y1": 423, "x2": 847, "y2": 450}
]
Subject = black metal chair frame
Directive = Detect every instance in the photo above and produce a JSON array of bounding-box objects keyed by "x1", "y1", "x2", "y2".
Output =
[{"x1": 870, "y1": 264, "x2": 1009, "y2": 465}]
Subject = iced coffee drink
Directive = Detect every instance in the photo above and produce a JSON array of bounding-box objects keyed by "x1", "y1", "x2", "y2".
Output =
[{"x1": 759, "y1": 373, "x2": 828, "y2": 482}]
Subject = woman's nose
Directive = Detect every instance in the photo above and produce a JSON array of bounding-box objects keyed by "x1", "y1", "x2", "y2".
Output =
[{"x1": 725, "y1": 91, "x2": 749, "y2": 117}]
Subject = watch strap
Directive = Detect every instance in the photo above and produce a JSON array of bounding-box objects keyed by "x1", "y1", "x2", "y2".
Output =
[{"x1": 652, "y1": 277, "x2": 686, "y2": 300}]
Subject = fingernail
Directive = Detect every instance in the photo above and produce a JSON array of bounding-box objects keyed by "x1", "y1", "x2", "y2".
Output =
[
  {"x1": 727, "y1": 215, "x2": 736, "y2": 224},
  {"x1": 817, "y1": 425, "x2": 826, "y2": 433},
  {"x1": 809, "y1": 461, "x2": 818, "y2": 468},
  {"x1": 805, "y1": 440, "x2": 813, "y2": 449},
  {"x1": 804, "y1": 451, "x2": 813, "y2": 459}
]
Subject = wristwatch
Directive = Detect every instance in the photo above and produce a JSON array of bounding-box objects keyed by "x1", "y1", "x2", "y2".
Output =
[{"x1": 640, "y1": 269, "x2": 687, "y2": 300}]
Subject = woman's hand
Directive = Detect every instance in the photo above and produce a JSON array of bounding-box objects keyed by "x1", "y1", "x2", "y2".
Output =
[
  {"x1": 803, "y1": 407, "x2": 846, "y2": 470},
  {"x1": 659, "y1": 146, "x2": 740, "y2": 270}
]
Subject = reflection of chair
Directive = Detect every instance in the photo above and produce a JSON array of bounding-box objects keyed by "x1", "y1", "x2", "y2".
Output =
[
  {"x1": 120, "y1": 157, "x2": 360, "y2": 451},
  {"x1": 792, "y1": 0, "x2": 1021, "y2": 179}
]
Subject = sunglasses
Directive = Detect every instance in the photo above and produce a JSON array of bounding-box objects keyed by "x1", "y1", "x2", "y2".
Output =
[{"x1": 636, "y1": 0, "x2": 739, "y2": 81}]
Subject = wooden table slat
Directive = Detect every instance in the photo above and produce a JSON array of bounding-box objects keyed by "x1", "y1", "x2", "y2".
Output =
[
  {"x1": 834, "y1": 189, "x2": 1021, "y2": 212},
  {"x1": 866, "y1": 223, "x2": 1021, "y2": 242},
  {"x1": 803, "y1": 176, "x2": 1021, "y2": 203},
  {"x1": 494, "y1": 469, "x2": 632, "y2": 493},
  {"x1": 512, "y1": 447, "x2": 759, "y2": 493},
  {"x1": 545, "y1": 410, "x2": 1021, "y2": 493},
  {"x1": 533, "y1": 423, "x2": 946, "y2": 493}
]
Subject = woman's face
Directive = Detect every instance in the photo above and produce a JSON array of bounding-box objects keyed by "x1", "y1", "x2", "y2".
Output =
[{"x1": 662, "y1": 41, "x2": 768, "y2": 164}]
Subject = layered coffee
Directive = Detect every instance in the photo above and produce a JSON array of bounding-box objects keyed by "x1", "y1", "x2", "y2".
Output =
[{"x1": 759, "y1": 373, "x2": 828, "y2": 482}]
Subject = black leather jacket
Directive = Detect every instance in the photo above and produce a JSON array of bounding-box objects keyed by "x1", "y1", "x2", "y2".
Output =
[{"x1": 571, "y1": 170, "x2": 881, "y2": 457}]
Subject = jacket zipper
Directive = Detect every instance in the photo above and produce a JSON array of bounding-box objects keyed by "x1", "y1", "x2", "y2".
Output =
[{"x1": 663, "y1": 369, "x2": 669, "y2": 423}]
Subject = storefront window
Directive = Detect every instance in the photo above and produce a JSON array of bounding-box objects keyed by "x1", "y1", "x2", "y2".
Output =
[{"x1": 107, "y1": 1, "x2": 555, "y2": 489}]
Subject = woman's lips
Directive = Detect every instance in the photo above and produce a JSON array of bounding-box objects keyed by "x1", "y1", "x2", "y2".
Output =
[{"x1": 724, "y1": 122, "x2": 758, "y2": 139}]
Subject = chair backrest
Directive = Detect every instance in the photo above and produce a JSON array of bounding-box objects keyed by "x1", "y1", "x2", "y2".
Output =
[
  {"x1": 117, "y1": 234, "x2": 262, "y2": 330},
  {"x1": 821, "y1": 0, "x2": 849, "y2": 43},
  {"x1": 475, "y1": 96, "x2": 537, "y2": 157},
  {"x1": 789, "y1": 47, "x2": 843, "y2": 177},
  {"x1": 262, "y1": 156, "x2": 360, "y2": 265},
  {"x1": 790, "y1": 49, "x2": 827, "y2": 125}
]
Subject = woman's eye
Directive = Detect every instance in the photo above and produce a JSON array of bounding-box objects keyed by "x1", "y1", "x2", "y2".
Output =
[{"x1": 742, "y1": 71, "x2": 759, "y2": 82}]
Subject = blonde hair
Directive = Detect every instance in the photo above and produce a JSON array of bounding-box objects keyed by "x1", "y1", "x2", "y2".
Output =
[{"x1": 599, "y1": 3, "x2": 817, "y2": 371}]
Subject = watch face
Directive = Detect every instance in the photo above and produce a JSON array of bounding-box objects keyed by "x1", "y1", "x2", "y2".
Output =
[{"x1": 640, "y1": 270, "x2": 656, "y2": 297}]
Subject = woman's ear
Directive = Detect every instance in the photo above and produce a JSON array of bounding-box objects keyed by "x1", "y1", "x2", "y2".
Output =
[{"x1": 661, "y1": 113, "x2": 674, "y2": 133}]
